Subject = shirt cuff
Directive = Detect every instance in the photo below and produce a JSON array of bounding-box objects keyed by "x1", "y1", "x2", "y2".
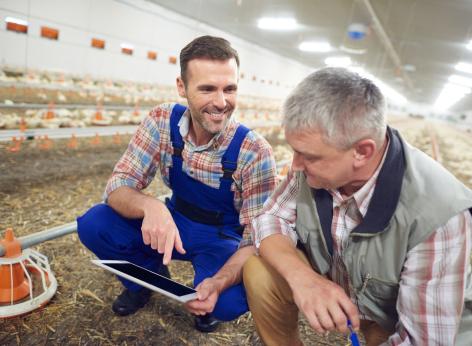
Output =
[{"x1": 104, "y1": 176, "x2": 141, "y2": 202}]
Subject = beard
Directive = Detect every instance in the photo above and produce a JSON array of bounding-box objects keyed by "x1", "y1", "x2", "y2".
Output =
[{"x1": 190, "y1": 105, "x2": 234, "y2": 136}]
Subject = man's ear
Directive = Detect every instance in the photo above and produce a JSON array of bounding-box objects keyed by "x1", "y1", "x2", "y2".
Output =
[
  {"x1": 176, "y1": 76, "x2": 186, "y2": 98},
  {"x1": 353, "y1": 139, "x2": 376, "y2": 168}
]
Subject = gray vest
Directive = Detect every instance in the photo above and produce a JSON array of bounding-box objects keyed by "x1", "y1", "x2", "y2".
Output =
[{"x1": 295, "y1": 127, "x2": 472, "y2": 342}]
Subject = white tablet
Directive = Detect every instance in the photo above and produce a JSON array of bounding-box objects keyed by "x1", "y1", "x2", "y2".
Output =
[{"x1": 92, "y1": 259, "x2": 197, "y2": 303}]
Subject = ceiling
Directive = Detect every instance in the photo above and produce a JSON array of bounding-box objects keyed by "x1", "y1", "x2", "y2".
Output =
[{"x1": 147, "y1": 0, "x2": 472, "y2": 113}]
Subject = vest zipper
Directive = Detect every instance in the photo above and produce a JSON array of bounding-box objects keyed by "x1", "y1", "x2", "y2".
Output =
[
  {"x1": 316, "y1": 226, "x2": 333, "y2": 264},
  {"x1": 357, "y1": 272, "x2": 372, "y2": 295}
]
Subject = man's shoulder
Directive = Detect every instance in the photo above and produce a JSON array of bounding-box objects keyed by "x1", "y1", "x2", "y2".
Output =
[
  {"x1": 238, "y1": 125, "x2": 273, "y2": 153},
  {"x1": 148, "y1": 103, "x2": 176, "y2": 121}
]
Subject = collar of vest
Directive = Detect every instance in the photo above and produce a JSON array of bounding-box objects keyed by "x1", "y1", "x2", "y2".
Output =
[{"x1": 314, "y1": 126, "x2": 406, "y2": 236}]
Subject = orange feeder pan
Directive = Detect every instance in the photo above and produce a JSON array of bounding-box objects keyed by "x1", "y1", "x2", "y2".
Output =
[{"x1": 0, "y1": 228, "x2": 61, "y2": 318}]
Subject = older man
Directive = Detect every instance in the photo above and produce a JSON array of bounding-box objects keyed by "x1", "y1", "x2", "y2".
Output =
[{"x1": 244, "y1": 67, "x2": 472, "y2": 345}]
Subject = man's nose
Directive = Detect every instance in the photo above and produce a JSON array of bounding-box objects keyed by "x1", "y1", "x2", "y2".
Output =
[{"x1": 213, "y1": 91, "x2": 227, "y2": 109}]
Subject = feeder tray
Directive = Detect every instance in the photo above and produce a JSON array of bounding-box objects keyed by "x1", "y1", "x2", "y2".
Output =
[{"x1": 0, "y1": 229, "x2": 57, "y2": 318}]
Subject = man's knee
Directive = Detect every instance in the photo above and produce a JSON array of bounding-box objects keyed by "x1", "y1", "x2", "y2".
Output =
[
  {"x1": 243, "y1": 255, "x2": 276, "y2": 298},
  {"x1": 243, "y1": 254, "x2": 296, "y2": 309},
  {"x1": 77, "y1": 203, "x2": 113, "y2": 248}
]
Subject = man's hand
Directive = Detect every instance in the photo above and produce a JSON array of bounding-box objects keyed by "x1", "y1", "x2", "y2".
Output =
[
  {"x1": 259, "y1": 234, "x2": 359, "y2": 336},
  {"x1": 141, "y1": 199, "x2": 185, "y2": 265},
  {"x1": 185, "y1": 278, "x2": 221, "y2": 315},
  {"x1": 289, "y1": 267, "x2": 360, "y2": 335}
]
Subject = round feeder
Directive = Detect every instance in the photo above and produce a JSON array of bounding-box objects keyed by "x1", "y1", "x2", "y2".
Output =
[{"x1": 0, "y1": 228, "x2": 58, "y2": 318}]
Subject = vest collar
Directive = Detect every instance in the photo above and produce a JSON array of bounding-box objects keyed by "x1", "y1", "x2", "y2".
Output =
[{"x1": 314, "y1": 127, "x2": 406, "y2": 246}]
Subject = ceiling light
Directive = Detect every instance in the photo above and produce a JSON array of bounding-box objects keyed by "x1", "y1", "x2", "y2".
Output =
[
  {"x1": 467, "y1": 40, "x2": 472, "y2": 51},
  {"x1": 324, "y1": 56, "x2": 352, "y2": 67},
  {"x1": 339, "y1": 45, "x2": 366, "y2": 55},
  {"x1": 299, "y1": 41, "x2": 332, "y2": 53},
  {"x1": 449, "y1": 74, "x2": 472, "y2": 88},
  {"x1": 403, "y1": 64, "x2": 416, "y2": 72},
  {"x1": 5, "y1": 16, "x2": 28, "y2": 26},
  {"x1": 434, "y1": 83, "x2": 471, "y2": 111},
  {"x1": 257, "y1": 17, "x2": 297, "y2": 31},
  {"x1": 348, "y1": 67, "x2": 407, "y2": 105},
  {"x1": 455, "y1": 62, "x2": 472, "y2": 74}
]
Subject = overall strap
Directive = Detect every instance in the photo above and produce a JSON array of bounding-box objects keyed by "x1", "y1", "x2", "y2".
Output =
[
  {"x1": 221, "y1": 124, "x2": 251, "y2": 181},
  {"x1": 170, "y1": 103, "x2": 187, "y2": 157}
]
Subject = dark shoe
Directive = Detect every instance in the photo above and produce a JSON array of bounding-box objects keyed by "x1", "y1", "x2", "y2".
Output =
[
  {"x1": 112, "y1": 287, "x2": 151, "y2": 316},
  {"x1": 111, "y1": 264, "x2": 169, "y2": 316},
  {"x1": 194, "y1": 314, "x2": 220, "y2": 333}
]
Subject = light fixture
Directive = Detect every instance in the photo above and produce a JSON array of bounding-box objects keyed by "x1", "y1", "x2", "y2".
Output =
[
  {"x1": 348, "y1": 67, "x2": 407, "y2": 105},
  {"x1": 434, "y1": 83, "x2": 471, "y2": 111},
  {"x1": 455, "y1": 62, "x2": 472, "y2": 75},
  {"x1": 324, "y1": 56, "x2": 351, "y2": 67},
  {"x1": 449, "y1": 74, "x2": 472, "y2": 88},
  {"x1": 298, "y1": 41, "x2": 332, "y2": 53},
  {"x1": 467, "y1": 40, "x2": 472, "y2": 51},
  {"x1": 403, "y1": 64, "x2": 416, "y2": 72},
  {"x1": 257, "y1": 17, "x2": 297, "y2": 31},
  {"x1": 339, "y1": 45, "x2": 366, "y2": 55}
]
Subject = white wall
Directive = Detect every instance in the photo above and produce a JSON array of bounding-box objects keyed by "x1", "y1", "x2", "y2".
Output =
[{"x1": 0, "y1": 0, "x2": 312, "y2": 99}]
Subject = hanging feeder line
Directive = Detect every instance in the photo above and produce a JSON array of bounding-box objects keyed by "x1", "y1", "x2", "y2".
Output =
[{"x1": 0, "y1": 222, "x2": 77, "y2": 257}]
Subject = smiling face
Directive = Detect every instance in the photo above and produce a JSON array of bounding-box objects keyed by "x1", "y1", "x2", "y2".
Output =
[
  {"x1": 285, "y1": 127, "x2": 357, "y2": 191},
  {"x1": 177, "y1": 58, "x2": 238, "y2": 145}
]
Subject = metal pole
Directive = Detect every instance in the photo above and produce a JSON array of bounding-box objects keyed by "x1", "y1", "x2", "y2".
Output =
[
  {"x1": 0, "y1": 222, "x2": 77, "y2": 257},
  {"x1": 360, "y1": 0, "x2": 414, "y2": 91}
]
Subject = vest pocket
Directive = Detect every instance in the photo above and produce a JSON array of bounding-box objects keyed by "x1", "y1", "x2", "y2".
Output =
[
  {"x1": 295, "y1": 224, "x2": 331, "y2": 274},
  {"x1": 360, "y1": 276, "x2": 399, "y2": 325}
]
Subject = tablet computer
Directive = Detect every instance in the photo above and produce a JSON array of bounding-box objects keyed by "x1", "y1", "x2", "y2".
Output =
[{"x1": 91, "y1": 260, "x2": 197, "y2": 303}]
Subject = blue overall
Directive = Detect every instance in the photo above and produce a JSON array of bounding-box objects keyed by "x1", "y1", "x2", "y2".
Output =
[{"x1": 77, "y1": 104, "x2": 250, "y2": 321}]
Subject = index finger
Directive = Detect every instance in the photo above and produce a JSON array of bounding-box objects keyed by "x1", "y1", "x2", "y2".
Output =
[
  {"x1": 162, "y1": 227, "x2": 175, "y2": 265},
  {"x1": 339, "y1": 298, "x2": 360, "y2": 331}
]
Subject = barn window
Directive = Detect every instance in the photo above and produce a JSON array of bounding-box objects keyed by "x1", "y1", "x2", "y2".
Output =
[
  {"x1": 121, "y1": 43, "x2": 134, "y2": 55},
  {"x1": 147, "y1": 51, "x2": 157, "y2": 60},
  {"x1": 91, "y1": 38, "x2": 105, "y2": 49},
  {"x1": 5, "y1": 17, "x2": 28, "y2": 34},
  {"x1": 41, "y1": 26, "x2": 59, "y2": 40}
]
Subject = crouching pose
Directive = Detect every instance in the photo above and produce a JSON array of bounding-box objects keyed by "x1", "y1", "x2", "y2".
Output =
[
  {"x1": 244, "y1": 67, "x2": 472, "y2": 345},
  {"x1": 77, "y1": 35, "x2": 277, "y2": 332}
]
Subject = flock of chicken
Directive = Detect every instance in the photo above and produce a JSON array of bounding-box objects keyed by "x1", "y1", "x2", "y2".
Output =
[{"x1": 0, "y1": 67, "x2": 282, "y2": 130}]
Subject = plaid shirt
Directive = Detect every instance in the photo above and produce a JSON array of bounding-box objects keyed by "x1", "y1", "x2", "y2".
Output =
[
  {"x1": 106, "y1": 103, "x2": 277, "y2": 246},
  {"x1": 252, "y1": 149, "x2": 472, "y2": 345}
]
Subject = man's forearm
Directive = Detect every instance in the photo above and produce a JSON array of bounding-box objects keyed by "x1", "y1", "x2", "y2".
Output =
[
  {"x1": 259, "y1": 234, "x2": 320, "y2": 288},
  {"x1": 107, "y1": 186, "x2": 160, "y2": 218},
  {"x1": 212, "y1": 245, "x2": 256, "y2": 293}
]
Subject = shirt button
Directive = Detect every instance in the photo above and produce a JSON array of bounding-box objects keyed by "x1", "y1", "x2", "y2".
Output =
[{"x1": 190, "y1": 170, "x2": 194, "y2": 175}]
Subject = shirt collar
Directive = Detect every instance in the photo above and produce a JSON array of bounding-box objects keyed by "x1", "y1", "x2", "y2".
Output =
[{"x1": 329, "y1": 134, "x2": 390, "y2": 218}]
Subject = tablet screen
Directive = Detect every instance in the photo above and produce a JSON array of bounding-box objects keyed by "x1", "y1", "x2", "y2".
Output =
[{"x1": 104, "y1": 262, "x2": 196, "y2": 297}]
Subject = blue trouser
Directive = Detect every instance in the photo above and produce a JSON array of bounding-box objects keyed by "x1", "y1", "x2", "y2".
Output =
[{"x1": 77, "y1": 203, "x2": 248, "y2": 321}]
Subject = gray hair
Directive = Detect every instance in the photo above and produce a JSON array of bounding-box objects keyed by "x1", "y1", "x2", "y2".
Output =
[{"x1": 282, "y1": 67, "x2": 386, "y2": 149}]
